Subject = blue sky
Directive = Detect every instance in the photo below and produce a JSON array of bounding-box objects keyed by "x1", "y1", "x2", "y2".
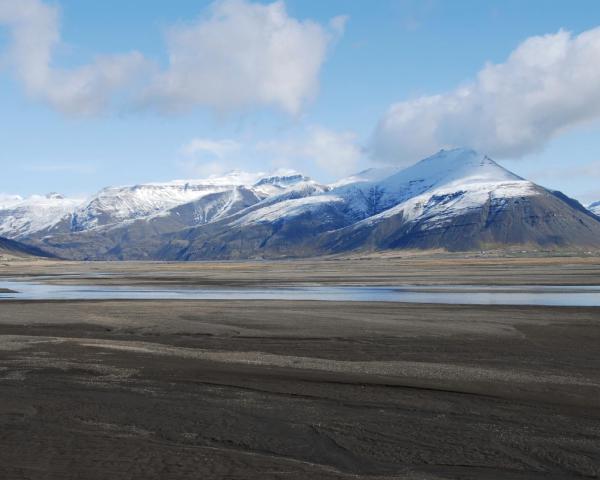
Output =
[{"x1": 1, "y1": 0, "x2": 600, "y2": 204}]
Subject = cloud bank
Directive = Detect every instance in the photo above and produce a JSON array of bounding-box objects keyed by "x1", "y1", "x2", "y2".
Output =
[
  {"x1": 373, "y1": 27, "x2": 600, "y2": 165},
  {"x1": 0, "y1": 0, "x2": 149, "y2": 115},
  {"x1": 258, "y1": 126, "x2": 362, "y2": 176},
  {"x1": 0, "y1": 0, "x2": 344, "y2": 116},
  {"x1": 144, "y1": 0, "x2": 346, "y2": 115},
  {"x1": 179, "y1": 126, "x2": 363, "y2": 178}
]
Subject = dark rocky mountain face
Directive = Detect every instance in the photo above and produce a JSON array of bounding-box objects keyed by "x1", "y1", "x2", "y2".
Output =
[
  {"x1": 11, "y1": 149, "x2": 600, "y2": 260},
  {"x1": 158, "y1": 200, "x2": 352, "y2": 261},
  {"x1": 0, "y1": 236, "x2": 53, "y2": 259},
  {"x1": 318, "y1": 187, "x2": 600, "y2": 254}
]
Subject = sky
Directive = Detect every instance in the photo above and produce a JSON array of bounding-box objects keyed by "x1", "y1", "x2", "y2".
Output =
[{"x1": 1, "y1": 0, "x2": 600, "y2": 204}]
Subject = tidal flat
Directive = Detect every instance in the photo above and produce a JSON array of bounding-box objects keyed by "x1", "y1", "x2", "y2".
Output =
[{"x1": 0, "y1": 254, "x2": 599, "y2": 479}]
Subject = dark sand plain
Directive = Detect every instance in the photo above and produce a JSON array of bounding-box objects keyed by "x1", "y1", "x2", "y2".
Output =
[{"x1": 0, "y1": 254, "x2": 599, "y2": 479}]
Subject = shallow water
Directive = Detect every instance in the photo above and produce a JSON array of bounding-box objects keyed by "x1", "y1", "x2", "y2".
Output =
[{"x1": 1, "y1": 279, "x2": 600, "y2": 306}]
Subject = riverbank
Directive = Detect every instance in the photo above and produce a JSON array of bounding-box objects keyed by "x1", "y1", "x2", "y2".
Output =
[{"x1": 2, "y1": 252, "x2": 600, "y2": 287}]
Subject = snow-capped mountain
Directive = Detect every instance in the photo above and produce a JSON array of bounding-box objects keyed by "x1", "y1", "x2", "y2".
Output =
[
  {"x1": 234, "y1": 148, "x2": 533, "y2": 228},
  {"x1": 0, "y1": 193, "x2": 84, "y2": 239},
  {"x1": 0, "y1": 169, "x2": 314, "y2": 240},
  {"x1": 69, "y1": 169, "x2": 313, "y2": 232},
  {"x1": 8, "y1": 148, "x2": 600, "y2": 260},
  {"x1": 318, "y1": 149, "x2": 600, "y2": 253},
  {"x1": 160, "y1": 148, "x2": 600, "y2": 259},
  {"x1": 337, "y1": 148, "x2": 536, "y2": 225},
  {"x1": 589, "y1": 201, "x2": 600, "y2": 216}
]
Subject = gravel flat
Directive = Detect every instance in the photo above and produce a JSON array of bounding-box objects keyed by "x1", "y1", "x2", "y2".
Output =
[
  {"x1": 0, "y1": 293, "x2": 599, "y2": 479},
  {"x1": 1, "y1": 255, "x2": 599, "y2": 479}
]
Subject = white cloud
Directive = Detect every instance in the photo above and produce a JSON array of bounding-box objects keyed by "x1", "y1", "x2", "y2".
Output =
[
  {"x1": 178, "y1": 138, "x2": 242, "y2": 178},
  {"x1": 177, "y1": 158, "x2": 231, "y2": 179},
  {"x1": 177, "y1": 126, "x2": 362, "y2": 179},
  {"x1": 258, "y1": 126, "x2": 362, "y2": 175},
  {"x1": 372, "y1": 27, "x2": 600, "y2": 165},
  {"x1": 0, "y1": 0, "x2": 149, "y2": 115},
  {"x1": 143, "y1": 0, "x2": 345, "y2": 115},
  {"x1": 180, "y1": 138, "x2": 240, "y2": 158},
  {"x1": 0, "y1": 0, "x2": 345, "y2": 116}
]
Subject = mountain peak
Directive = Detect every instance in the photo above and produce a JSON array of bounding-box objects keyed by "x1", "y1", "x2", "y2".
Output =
[
  {"x1": 437, "y1": 146, "x2": 477, "y2": 156},
  {"x1": 254, "y1": 171, "x2": 308, "y2": 187},
  {"x1": 405, "y1": 147, "x2": 524, "y2": 186},
  {"x1": 425, "y1": 147, "x2": 486, "y2": 165}
]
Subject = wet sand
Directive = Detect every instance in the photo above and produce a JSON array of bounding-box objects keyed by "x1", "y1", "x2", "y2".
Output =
[{"x1": 0, "y1": 295, "x2": 599, "y2": 479}]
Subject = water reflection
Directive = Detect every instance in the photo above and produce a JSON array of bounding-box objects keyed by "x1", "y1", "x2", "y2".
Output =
[{"x1": 1, "y1": 279, "x2": 600, "y2": 306}]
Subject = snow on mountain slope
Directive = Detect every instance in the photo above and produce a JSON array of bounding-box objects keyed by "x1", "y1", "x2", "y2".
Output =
[
  {"x1": 151, "y1": 170, "x2": 267, "y2": 188},
  {"x1": 0, "y1": 193, "x2": 84, "y2": 239},
  {"x1": 234, "y1": 193, "x2": 345, "y2": 226},
  {"x1": 252, "y1": 170, "x2": 311, "y2": 196},
  {"x1": 589, "y1": 201, "x2": 600, "y2": 216},
  {"x1": 165, "y1": 186, "x2": 264, "y2": 228},
  {"x1": 360, "y1": 179, "x2": 538, "y2": 230},
  {"x1": 333, "y1": 148, "x2": 532, "y2": 218},
  {"x1": 0, "y1": 169, "x2": 314, "y2": 240},
  {"x1": 71, "y1": 183, "x2": 225, "y2": 231},
  {"x1": 250, "y1": 180, "x2": 329, "y2": 209},
  {"x1": 230, "y1": 148, "x2": 535, "y2": 229},
  {"x1": 70, "y1": 169, "x2": 311, "y2": 232},
  {"x1": 350, "y1": 148, "x2": 537, "y2": 229},
  {"x1": 328, "y1": 166, "x2": 400, "y2": 189},
  {"x1": 0, "y1": 194, "x2": 24, "y2": 208}
]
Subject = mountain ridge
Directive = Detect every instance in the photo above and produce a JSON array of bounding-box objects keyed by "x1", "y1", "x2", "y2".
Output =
[{"x1": 4, "y1": 148, "x2": 600, "y2": 260}]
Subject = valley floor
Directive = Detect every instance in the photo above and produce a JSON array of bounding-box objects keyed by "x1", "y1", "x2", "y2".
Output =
[{"x1": 0, "y1": 254, "x2": 599, "y2": 479}]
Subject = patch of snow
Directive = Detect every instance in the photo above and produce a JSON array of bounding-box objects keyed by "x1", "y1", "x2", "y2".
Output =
[
  {"x1": 588, "y1": 201, "x2": 600, "y2": 216},
  {"x1": 0, "y1": 194, "x2": 84, "y2": 239},
  {"x1": 257, "y1": 180, "x2": 329, "y2": 206},
  {"x1": 253, "y1": 171, "x2": 310, "y2": 197},
  {"x1": 72, "y1": 183, "x2": 229, "y2": 231},
  {"x1": 160, "y1": 170, "x2": 268, "y2": 188},
  {"x1": 234, "y1": 194, "x2": 345, "y2": 225},
  {"x1": 0, "y1": 194, "x2": 24, "y2": 209},
  {"x1": 331, "y1": 148, "x2": 528, "y2": 218},
  {"x1": 71, "y1": 169, "x2": 315, "y2": 232},
  {"x1": 361, "y1": 180, "x2": 538, "y2": 229},
  {"x1": 328, "y1": 166, "x2": 401, "y2": 189}
]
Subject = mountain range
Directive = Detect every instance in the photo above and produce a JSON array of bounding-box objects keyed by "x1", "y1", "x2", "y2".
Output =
[{"x1": 2, "y1": 148, "x2": 600, "y2": 260}]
